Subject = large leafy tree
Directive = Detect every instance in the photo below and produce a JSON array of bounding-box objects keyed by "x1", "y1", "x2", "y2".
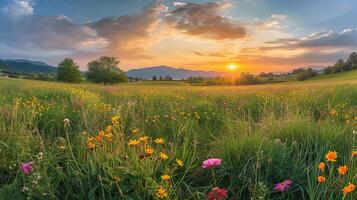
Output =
[
  {"x1": 86, "y1": 56, "x2": 127, "y2": 85},
  {"x1": 56, "y1": 58, "x2": 82, "y2": 83}
]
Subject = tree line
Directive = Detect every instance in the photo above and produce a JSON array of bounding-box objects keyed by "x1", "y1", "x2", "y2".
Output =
[{"x1": 56, "y1": 56, "x2": 127, "y2": 84}]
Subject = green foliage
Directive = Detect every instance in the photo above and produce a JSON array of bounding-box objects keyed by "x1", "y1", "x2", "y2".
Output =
[
  {"x1": 56, "y1": 58, "x2": 82, "y2": 83},
  {"x1": 86, "y1": 56, "x2": 128, "y2": 85}
]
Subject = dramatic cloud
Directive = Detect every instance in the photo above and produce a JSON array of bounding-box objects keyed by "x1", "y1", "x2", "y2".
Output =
[{"x1": 166, "y1": 2, "x2": 246, "y2": 40}]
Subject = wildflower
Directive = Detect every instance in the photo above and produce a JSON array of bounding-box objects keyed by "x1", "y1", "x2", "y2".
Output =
[
  {"x1": 156, "y1": 186, "x2": 168, "y2": 199},
  {"x1": 58, "y1": 145, "x2": 66, "y2": 150},
  {"x1": 338, "y1": 165, "x2": 348, "y2": 175},
  {"x1": 318, "y1": 162, "x2": 325, "y2": 171},
  {"x1": 161, "y1": 174, "x2": 170, "y2": 181},
  {"x1": 105, "y1": 132, "x2": 113, "y2": 142},
  {"x1": 325, "y1": 151, "x2": 337, "y2": 162},
  {"x1": 159, "y1": 152, "x2": 169, "y2": 160},
  {"x1": 274, "y1": 180, "x2": 293, "y2": 192},
  {"x1": 207, "y1": 187, "x2": 228, "y2": 200},
  {"x1": 87, "y1": 142, "x2": 96, "y2": 150},
  {"x1": 202, "y1": 158, "x2": 222, "y2": 169},
  {"x1": 63, "y1": 118, "x2": 70, "y2": 125},
  {"x1": 139, "y1": 136, "x2": 149, "y2": 143},
  {"x1": 111, "y1": 115, "x2": 120, "y2": 123},
  {"x1": 20, "y1": 162, "x2": 34, "y2": 175},
  {"x1": 352, "y1": 151, "x2": 357, "y2": 157},
  {"x1": 176, "y1": 159, "x2": 184, "y2": 167},
  {"x1": 96, "y1": 131, "x2": 105, "y2": 140},
  {"x1": 317, "y1": 176, "x2": 326, "y2": 183},
  {"x1": 105, "y1": 125, "x2": 112, "y2": 132},
  {"x1": 342, "y1": 183, "x2": 355, "y2": 194},
  {"x1": 154, "y1": 138, "x2": 165, "y2": 145},
  {"x1": 131, "y1": 128, "x2": 139, "y2": 135},
  {"x1": 128, "y1": 139, "x2": 140, "y2": 146},
  {"x1": 144, "y1": 147, "x2": 154, "y2": 156}
]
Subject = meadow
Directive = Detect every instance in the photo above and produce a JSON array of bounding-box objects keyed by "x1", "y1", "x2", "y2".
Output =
[{"x1": 0, "y1": 71, "x2": 356, "y2": 200}]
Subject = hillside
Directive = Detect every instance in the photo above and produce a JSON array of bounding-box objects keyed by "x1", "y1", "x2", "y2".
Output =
[
  {"x1": 126, "y1": 66, "x2": 227, "y2": 80},
  {"x1": 0, "y1": 59, "x2": 57, "y2": 74}
]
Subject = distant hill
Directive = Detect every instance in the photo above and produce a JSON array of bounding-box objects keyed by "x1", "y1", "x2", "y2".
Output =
[
  {"x1": 127, "y1": 66, "x2": 227, "y2": 80},
  {"x1": 0, "y1": 59, "x2": 57, "y2": 74}
]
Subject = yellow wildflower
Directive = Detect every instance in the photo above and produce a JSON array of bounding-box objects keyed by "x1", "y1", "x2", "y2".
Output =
[
  {"x1": 87, "y1": 142, "x2": 96, "y2": 150},
  {"x1": 154, "y1": 138, "x2": 165, "y2": 145},
  {"x1": 161, "y1": 175, "x2": 170, "y2": 181},
  {"x1": 128, "y1": 139, "x2": 140, "y2": 146},
  {"x1": 139, "y1": 136, "x2": 149, "y2": 143},
  {"x1": 131, "y1": 128, "x2": 139, "y2": 135},
  {"x1": 176, "y1": 159, "x2": 184, "y2": 167},
  {"x1": 159, "y1": 152, "x2": 168, "y2": 160},
  {"x1": 111, "y1": 115, "x2": 120, "y2": 123},
  {"x1": 105, "y1": 125, "x2": 112, "y2": 132},
  {"x1": 156, "y1": 186, "x2": 168, "y2": 199}
]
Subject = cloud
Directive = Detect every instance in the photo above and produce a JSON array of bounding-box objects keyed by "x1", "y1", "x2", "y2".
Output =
[
  {"x1": 264, "y1": 28, "x2": 357, "y2": 50},
  {"x1": 255, "y1": 14, "x2": 289, "y2": 30},
  {"x1": 0, "y1": 2, "x2": 167, "y2": 62},
  {"x1": 166, "y1": 2, "x2": 246, "y2": 40},
  {"x1": 2, "y1": 0, "x2": 34, "y2": 16}
]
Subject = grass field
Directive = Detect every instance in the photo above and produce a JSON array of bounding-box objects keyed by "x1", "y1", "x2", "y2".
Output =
[{"x1": 0, "y1": 71, "x2": 356, "y2": 199}]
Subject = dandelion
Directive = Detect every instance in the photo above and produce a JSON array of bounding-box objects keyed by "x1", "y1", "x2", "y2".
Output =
[
  {"x1": 159, "y1": 152, "x2": 168, "y2": 160},
  {"x1": 144, "y1": 147, "x2": 154, "y2": 156},
  {"x1": 161, "y1": 174, "x2": 170, "y2": 181},
  {"x1": 156, "y1": 186, "x2": 168, "y2": 199},
  {"x1": 274, "y1": 180, "x2": 293, "y2": 192},
  {"x1": 202, "y1": 158, "x2": 222, "y2": 169},
  {"x1": 317, "y1": 176, "x2": 326, "y2": 183},
  {"x1": 338, "y1": 165, "x2": 348, "y2": 175},
  {"x1": 176, "y1": 159, "x2": 184, "y2": 167},
  {"x1": 139, "y1": 136, "x2": 149, "y2": 143},
  {"x1": 318, "y1": 162, "x2": 325, "y2": 171},
  {"x1": 342, "y1": 183, "x2": 355, "y2": 194},
  {"x1": 207, "y1": 187, "x2": 228, "y2": 200},
  {"x1": 154, "y1": 138, "x2": 165, "y2": 145},
  {"x1": 325, "y1": 151, "x2": 337, "y2": 162},
  {"x1": 20, "y1": 162, "x2": 34, "y2": 175},
  {"x1": 111, "y1": 115, "x2": 120, "y2": 123}
]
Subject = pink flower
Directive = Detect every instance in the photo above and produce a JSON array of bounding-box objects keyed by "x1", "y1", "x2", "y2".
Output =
[
  {"x1": 274, "y1": 180, "x2": 293, "y2": 192},
  {"x1": 207, "y1": 187, "x2": 228, "y2": 200},
  {"x1": 202, "y1": 158, "x2": 222, "y2": 169},
  {"x1": 20, "y1": 162, "x2": 33, "y2": 175}
]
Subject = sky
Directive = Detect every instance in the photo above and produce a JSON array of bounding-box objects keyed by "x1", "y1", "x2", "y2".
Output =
[{"x1": 0, "y1": 0, "x2": 356, "y2": 73}]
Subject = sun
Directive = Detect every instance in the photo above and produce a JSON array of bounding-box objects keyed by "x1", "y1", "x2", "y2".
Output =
[{"x1": 227, "y1": 64, "x2": 238, "y2": 71}]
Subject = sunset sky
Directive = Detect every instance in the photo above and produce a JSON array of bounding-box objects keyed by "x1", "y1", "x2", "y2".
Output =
[{"x1": 0, "y1": 0, "x2": 356, "y2": 72}]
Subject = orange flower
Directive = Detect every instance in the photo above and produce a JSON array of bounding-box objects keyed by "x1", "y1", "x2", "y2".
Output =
[
  {"x1": 318, "y1": 162, "x2": 325, "y2": 171},
  {"x1": 338, "y1": 165, "x2": 348, "y2": 175},
  {"x1": 105, "y1": 132, "x2": 113, "y2": 142},
  {"x1": 317, "y1": 176, "x2": 326, "y2": 183},
  {"x1": 161, "y1": 174, "x2": 170, "y2": 181},
  {"x1": 325, "y1": 151, "x2": 337, "y2": 162},
  {"x1": 87, "y1": 142, "x2": 96, "y2": 150},
  {"x1": 144, "y1": 147, "x2": 154, "y2": 156},
  {"x1": 342, "y1": 183, "x2": 355, "y2": 194},
  {"x1": 105, "y1": 125, "x2": 112, "y2": 132},
  {"x1": 96, "y1": 131, "x2": 105, "y2": 140}
]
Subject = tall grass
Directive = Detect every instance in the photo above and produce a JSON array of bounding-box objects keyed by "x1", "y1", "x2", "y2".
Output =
[{"x1": 0, "y1": 77, "x2": 356, "y2": 199}]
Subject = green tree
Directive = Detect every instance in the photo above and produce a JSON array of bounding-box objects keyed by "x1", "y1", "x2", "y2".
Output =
[
  {"x1": 56, "y1": 58, "x2": 82, "y2": 83},
  {"x1": 86, "y1": 56, "x2": 127, "y2": 85}
]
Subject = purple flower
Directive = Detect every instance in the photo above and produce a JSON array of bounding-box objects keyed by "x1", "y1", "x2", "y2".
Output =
[
  {"x1": 274, "y1": 180, "x2": 293, "y2": 192},
  {"x1": 202, "y1": 158, "x2": 222, "y2": 169},
  {"x1": 20, "y1": 162, "x2": 33, "y2": 175}
]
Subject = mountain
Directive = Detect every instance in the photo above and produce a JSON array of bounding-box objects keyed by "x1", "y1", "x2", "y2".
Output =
[
  {"x1": 0, "y1": 59, "x2": 57, "y2": 74},
  {"x1": 126, "y1": 66, "x2": 227, "y2": 80}
]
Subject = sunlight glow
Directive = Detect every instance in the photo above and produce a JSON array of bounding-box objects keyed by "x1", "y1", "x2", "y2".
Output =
[{"x1": 227, "y1": 64, "x2": 238, "y2": 71}]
